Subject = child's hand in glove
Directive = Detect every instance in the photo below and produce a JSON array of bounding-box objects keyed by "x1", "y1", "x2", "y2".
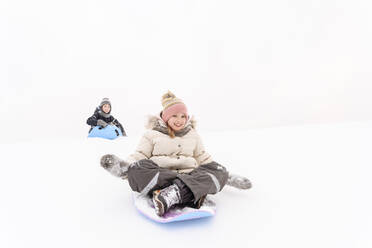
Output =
[
  {"x1": 100, "y1": 154, "x2": 130, "y2": 179},
  {"x1": 97, "y1": 119, "x2": 108, "y2": 128},
  {"x1": 227, "y1": 174, "x2": 252, "y2": 189}
]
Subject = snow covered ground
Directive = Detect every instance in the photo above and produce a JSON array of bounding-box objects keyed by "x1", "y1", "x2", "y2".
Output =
[
  {"x1": 2, "y1": 0, "x2": 372, "y2": 247},
  {"x1": 1, "y1": 121, "x2": 371, "y2": 248}
]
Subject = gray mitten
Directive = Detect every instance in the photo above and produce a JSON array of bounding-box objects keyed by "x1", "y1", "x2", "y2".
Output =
[
  {"x1": 97, "y1": 119, "x2": 108, "y2": 128},
  {"x1": 227, "y1": 173, "x2": 252, "y2": 190},
  {"x1": 100, "y1": 154, "x2": 130, "y2": 179}
]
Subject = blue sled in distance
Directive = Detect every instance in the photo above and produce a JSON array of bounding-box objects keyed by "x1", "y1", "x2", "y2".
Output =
[{"x1": 88, "y1": 125, "x2": 123, "y2": 140}]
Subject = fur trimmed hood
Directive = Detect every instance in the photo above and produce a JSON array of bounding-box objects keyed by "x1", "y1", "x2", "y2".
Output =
[
  {"x1": 126, "y1": 114, "x2": 213, "y2": 170},
  {"x1": 94, "y1": 107, "x2": 111, "y2": 118},
  {"x1": 145, "y1": 114, "x2": 196, "y2": 129},
  {"x1": 145, "y1": 114, "x2": 197, "y2": 137}
]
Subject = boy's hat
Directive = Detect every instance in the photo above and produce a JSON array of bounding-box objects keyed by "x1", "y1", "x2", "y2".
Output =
[{"x1": 100, "y1": 98, "x2": 111, "y2": 107}]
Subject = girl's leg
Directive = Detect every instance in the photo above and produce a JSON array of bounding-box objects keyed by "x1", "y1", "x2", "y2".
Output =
[
  {"x1": 127, "y1": 159, "x2": 228, "y2": 216},
  {"x1": 128, "y1": 160, "x2": 186, "y2": 216},
  {"x1": 127, "y1": 159, "x2": 178, "y2": 196},
  {"x1": 177, "y1": 161, "x2": 229, "y2": 204}
]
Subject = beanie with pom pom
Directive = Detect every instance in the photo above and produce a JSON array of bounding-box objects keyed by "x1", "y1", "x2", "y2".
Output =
[{"x1": 161, "y1": 91, "x2": 188, "y2": 123}]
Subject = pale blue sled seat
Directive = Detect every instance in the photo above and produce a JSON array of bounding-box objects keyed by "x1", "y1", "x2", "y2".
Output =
[
  {"x1": 88, "y1": 125, "x2": 123, "y2": 140},
  {"x1": 133, "y1": 193, "x2": 216, "y2": 223}
]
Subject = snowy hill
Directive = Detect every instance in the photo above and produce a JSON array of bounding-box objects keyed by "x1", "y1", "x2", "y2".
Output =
[
  {"x1": 2, "y1": 0, "x2": 372, "y2": 247},
  {"x1": 1, "y1": 121, "x2": 371, "y2": 248}
]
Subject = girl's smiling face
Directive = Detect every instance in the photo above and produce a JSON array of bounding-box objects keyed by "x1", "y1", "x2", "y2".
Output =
[
  {"x1": 102, "y1": 104, "x2": 111, "y2": 114},
  {"x1": 167, "y1": 113, "x2": 187, "y2": 131}
]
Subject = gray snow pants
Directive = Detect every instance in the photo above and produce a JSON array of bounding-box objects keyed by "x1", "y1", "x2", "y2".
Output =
[{"x1": 127, "y1": 159, "x2": 229, "y2": 203}]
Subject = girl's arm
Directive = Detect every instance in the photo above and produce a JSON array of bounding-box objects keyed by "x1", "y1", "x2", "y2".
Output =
[
  {"x1": 126, "y1": 132, "x2": 154, "y2": 163},
  {"x1": 194, "y1": 133, "x2": 213, "y2": 165}
]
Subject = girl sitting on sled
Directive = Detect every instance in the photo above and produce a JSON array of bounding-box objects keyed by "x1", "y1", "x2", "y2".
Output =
[{"x1": 101, "y1": 91, "x2": 251, "y2": 216}]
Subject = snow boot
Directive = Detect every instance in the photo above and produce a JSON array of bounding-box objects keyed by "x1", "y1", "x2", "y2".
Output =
[
  {"x1": 100, "y1": 154, "x2": 130, "y2": 179},
  {"x1": 152, "y1": 184, "x2": 181, "y2": 216},
  {"x1": 185, "y1": 195, "x2": 206, "y2": 209},
  {"x1": 172, "y1": 178, "x2": 205, "y2": 209}
]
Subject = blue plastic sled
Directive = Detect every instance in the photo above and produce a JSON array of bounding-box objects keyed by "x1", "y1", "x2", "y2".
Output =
[
  {"x1": 133, "y1": 192, "x2": 216, "y2": 223},
  {"x1": 88, "y1": 125, "x2": 123, "y2": 140}
]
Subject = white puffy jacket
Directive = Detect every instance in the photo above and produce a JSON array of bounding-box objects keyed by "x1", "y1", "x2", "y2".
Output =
[{"x1": 126, "y1": 115, "x2": 213, "y2": 173}]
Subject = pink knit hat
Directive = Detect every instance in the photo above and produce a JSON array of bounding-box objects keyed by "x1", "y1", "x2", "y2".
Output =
[{"x1": 161, "y1": 91, "x2": 188, "y2": 123}]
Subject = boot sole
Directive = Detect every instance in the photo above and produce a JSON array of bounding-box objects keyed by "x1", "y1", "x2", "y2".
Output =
[{"x1": 152, "y1": 191, "x2": 165, "y2": 216}]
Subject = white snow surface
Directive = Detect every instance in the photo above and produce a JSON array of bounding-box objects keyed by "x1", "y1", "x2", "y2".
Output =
[{"x1": 0, "y1": 121, "x2": 371, "y2": 248}]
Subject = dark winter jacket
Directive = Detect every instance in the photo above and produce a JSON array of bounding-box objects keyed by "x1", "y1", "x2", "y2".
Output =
[{"x1": 87, "y1": 107, "x2": 126, "y2": 136}]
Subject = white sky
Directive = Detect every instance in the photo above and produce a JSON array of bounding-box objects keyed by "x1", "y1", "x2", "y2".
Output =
[{"x1": 1, "y1": 0, "x2": 372, "y2": 141}]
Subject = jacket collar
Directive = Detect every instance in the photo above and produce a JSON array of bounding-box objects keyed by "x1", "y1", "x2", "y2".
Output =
[
  {"x1": 96, "y1": 107, "x2": 111, "y2": 118},
  {"x1": 145, "y1": 113, "x2": 196, "y2": 137}
]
